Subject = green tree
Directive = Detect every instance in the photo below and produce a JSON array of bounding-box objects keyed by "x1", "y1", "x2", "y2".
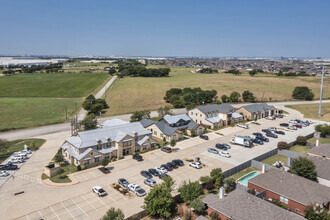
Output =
[
  {"x1": 30, "y1": 140, "x2": 36, "y2": 148},
  {"x1": 292, "y1": 86, "x2": 315, "y2": 100},
  {"x1": 315, "y1": 124, "x2": 330, "y2": 137},
  {"x1": 224, "y1": 178, "x2": 236, "y2": 193},
  {"x1": 157, "y1": 105, "x2": 173, "y2": 118},
  {"x1": 170, "y1": 139, "x2": 176, "y2": 147},
  {"x1": 54, "y1": 153, "x2": 64, "y2": 164},
  {"x1": 101, "y1": 158, "x2": 109, "y2": 166},
  {"x1": 210, "y1": 212, "x2": 219, "y2": 220},
  {"x1": 199, "y1": 175, "x2": 213, "y2": 184},
  {"x1": 130, "y1": 110, "x2": 151, "y2": 122},
  {"x1": 144, "y1": 178, "x2": 175, "y2": 218},
  {"x1": 80, "y1": 114, "x2": 98, "y2": 130},
  {"x1": 90, "y1": 103, "x2": 104, "y2": 115},
  {"x1": 108, "y1": 67, "x2": 117, "y2": 75},
  {"x1": 242, "y1": 90, "x2": 256, "y2": 102},
  {"x1": 221, "y1": 95, "x2": 230, "y2": 103},
  {"x1": 304, "y1": 204, "x2": 330, "y2": 220},
  {"x1": 296, "y1": 136, "x2": 307, "y2": 146},
  {"x1": 102, "y1": 207, "x2": 124, "y2": 220},
  {"x1": 249, "y1": 69, "x2": 258, "y2": 76},
  {"x1": 178, "y1": 181, "x2": 202, "y2": 202},
  {"x1": 210, "y1": 168, "x2": 224, "y2": 188},
  {"x1": 288, "y1": 157, "x2": 317, "y2": 181},
  {"x1": 164, "y1": 88, "x2": 183, "y2": 102},
  {"x1": 277, "y1": 70, "x2": 283, "y2": 76},
  {"x1": 229, "y1": 91, "x2": 241, "y2": 102},
  {"x1": 189, "y1": 198, "x2": 205, "y2": 214}
]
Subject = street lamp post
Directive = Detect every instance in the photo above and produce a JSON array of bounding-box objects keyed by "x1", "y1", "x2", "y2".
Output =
[{"x1": 318, "y1": 66, "x2": 325, "y2": 117}]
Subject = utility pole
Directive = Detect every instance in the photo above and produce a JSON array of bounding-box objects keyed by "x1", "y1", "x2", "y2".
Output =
[
  {"x1": 65, "y1": 107, "x2": 68, "y2": 121},
  {"x1": 319, "y1": 66, "x2": 325, "y2": 117}
]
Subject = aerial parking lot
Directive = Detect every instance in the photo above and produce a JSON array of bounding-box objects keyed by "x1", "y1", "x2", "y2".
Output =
[{"x1": 8, "y1": 114, "x2": 322, "y2": 220}]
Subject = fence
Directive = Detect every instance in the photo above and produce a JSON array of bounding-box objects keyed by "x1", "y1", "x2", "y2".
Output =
[
  {"x1": 251, "y1": 160, "x2": 278, "y2": 172},
  {"x1": 278, "y1": 149, "x2": 305, "y2": 159}
]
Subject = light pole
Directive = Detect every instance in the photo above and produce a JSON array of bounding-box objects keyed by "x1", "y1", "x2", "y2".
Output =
[{"x1": 318, "y1": 66, "x2": 325, "y2": 117}]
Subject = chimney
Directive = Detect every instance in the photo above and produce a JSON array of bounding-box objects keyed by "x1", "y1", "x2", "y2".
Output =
[
  {"x1": 316, "y1": 139, "x2": 319, "y2": 147},
  {"x1": 262, "y1": 164, "x2": 266, "y2": 173},
  {"x1": 219, "y1": 187, "x2": 225, "y2": 199},
  {"x1": 287, "y1": 157, "x2": 291, "y2": 167}
]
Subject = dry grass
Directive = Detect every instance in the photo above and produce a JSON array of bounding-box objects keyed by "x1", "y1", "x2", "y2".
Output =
[
  {"x1": 286, "y1": 103, "x2": 330, "y2": 122},
  {"x1": 104, "y1": 67, "x2": 330, "y2": 116}
]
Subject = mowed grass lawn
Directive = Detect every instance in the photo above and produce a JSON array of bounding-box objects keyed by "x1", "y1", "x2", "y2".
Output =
[
  {"x1": 0, "y1": 72, "x2": 109, "y2": 98},
  {"x1": 0, "y1": 97, "x2": 82, "y2": 130},
  {"x1": 286, "y1": 103, "x2": 330, "y2": 122},
  {"x1": 105, "y1": 67, "x2": 330, "y2": 116}
]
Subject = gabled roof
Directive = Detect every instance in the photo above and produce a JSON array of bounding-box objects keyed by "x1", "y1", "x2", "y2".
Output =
[
  {"x1": 197, "y1": 103, "x2": 235, "y2": 114},
  {"x1": 137, "y1": 136, "x2": 149, "y2": 146},
  {"x1": 163, "y1": 114, "x2": 191, "y2": 124},
  {"x1": 66, "y1": 120, "x2": 151, "y2": 149},
  {"x1": 202, "y1": 190, "x2": 304, "y2": 220},
  {"x1": 308, "y1": 156, "x2": 330, "y2": 180},
  {"x1": 154, "y1": 121, "x2": 178, "y2": 136},
  {"x1": 308, "y1": 144, "x2": 330, "y2": 158},
  {"x1": 205, "y1": 116, "x2": 222, "y2": 124},
  {"x1": 102, "y1": 119, "x2": 129, "y2": 127},
  {"x1": 248, "y1": 169, "x2": 330, "y2": 206},
  {"x1": 242, "y1": 103, "x2": 275, "y2": 114},
  {"x1": 140, "y1": 118, "x2": 155, "y2": 128}
]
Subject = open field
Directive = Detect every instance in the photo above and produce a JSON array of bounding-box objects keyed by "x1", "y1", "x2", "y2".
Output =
[
  {"x1": 0, "y1": 72, "x2": 110, "y2": 98},
  {"x1": 0, "y1": 97, "x2": 81, "y2": 131},
  {"x1": 286, "y1": 103, "x2": 330, "y2": 122},
  {"x1": 104, "y1": 67, "x2": 330, "y2": 116}
]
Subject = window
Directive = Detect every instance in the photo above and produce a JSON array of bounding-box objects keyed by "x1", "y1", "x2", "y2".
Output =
[
  {"x1": 123, "y1": 140, "x2": 132, "y2": 147},
  {"x1": 173, "y1": 135, "x2": 176, "y2": 139},
  {"x1": 191, "y1": 112, "x2": 193, "y2": 115},
  {"x1": 200, "y1": 114, "x2": 202, "y2": 117},
  {"x1": 95, "y1": 157, "x2": 99, "y2": 163},
  {"x1": 196, "y1": 113, "x2": 197, "y2": 116},
  {"x1": 84, "y1": 160, "x2": 89, "y2": 166},
  {"x1": 280, "y1": 196, "x2": 288, "y2": 204},
  {"x1": 143, "y1": 143, "x2": 148, "y2": 151},
  {"x1": 154, "y1": 131, "x2": 157, "y2": 136},
  {"x1": 160, "y1": 133, "x2": 163, "y2": 138}
]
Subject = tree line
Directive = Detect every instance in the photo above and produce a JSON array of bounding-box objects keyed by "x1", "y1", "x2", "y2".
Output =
[
  {"x1": 199, "y1": 68, "x2": 218, "y2": 73},
  {"x1": 118, "y1": 65, "x2": 170, "y2": 77}
]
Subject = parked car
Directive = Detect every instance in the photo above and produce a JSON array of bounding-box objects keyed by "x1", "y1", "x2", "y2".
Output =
[
  {"x1": 215, "y1": 143, "x2": 230, "y2": 150},
  {"x1": 172, "y1": 159, "x2": 184, "y2": 166},
  {"x1": 144, "y1": 178, "x2": 157, "y2": 187},
  {"x1": 268, "y1": 127, "x2": 277, "y2": 131},
  {"x1": 262, "y1": 129, "x2": 271, "y2": 133},
  {"x1": 0, "y1": 170, "x2": 9, "y2": 177},
  {"x1": 265, "y1": 116, "x2": 276, "y2": 120},
  {"x1": 256, "y1": 135, "x2": 269, "y2": 142},
  {"x1": 252, "y1": 132, "x2": 263, "y2": 136},
  {"x1": 128, "y1": 184, "x2": 146, "y2": 197},
  {"x1": 8, "y1": 157, "x2": 24, "y2": 164},
  {"x1": 118, "y1": 178, "x2": 130, "y2": 188},
  {"x1": 155, "y1": 166, "x2": 167, "y2": 174},
  {"x1": 293, "y1": 124, "x2": 302, "y2": 128},
  {"x1": 161, "y1": 147, "x2": 172, "y2": 153},
  {"x1": 148, "y1": 168, "x2": 160, "y2": 176},
  {"x1": 280, "y1": 123, "x2": 289, "y2": 127},
  {"x1": 161, "y1": 164, "x2": 173, "y2": 171},
  {"x1": 92, "y1": 186, "x2": 107, "y2": 197},
  {"x1": 158, "y1": 173, "x2": 169, "y2": 179},
  {"x1": 266, "y1": 132, "x2": 278, "y2": 138},
  {"x1": 237, "y1": 123, "x2": 249, "y2": 129},
  {"x1": 208, "y1": 148, "x2": 219, "y2": 154},
  {"x1": 189, "y1": 162, "x2": 202, "y2": 169},
  {"x1": 274, "y1": 130, "x2": 285, "y2": 135},
  {"x1": 20, "y1": 149, "x2": 32, "y2": 154},
  {"x1": 133, "y1": 154, "x2": 143, "y2": 161},
  {"x1": 0, "y1": 163, "x2": 18, "y2": 170},
  {"x1": 287, "y1": 126, "x2": 297, "y2": 130},
  {"x1": 141, "y1": 171, "x2": 152, "y2": 179},
  {"x1": 289, "y1": 120, "x2": 298, "y2": 124},
  {"x1": 200, "y1": 134, "x2": 209, "y2": 140},
  {"x1": 219, "y1": 151, "x2": 231, "y2": 158},
  {"x1": 276, "y1": 114, "x2": 284, "y2": 118},
  {"x1": 253, "y1": 138, "x2": 264, "y2": 145},
  {"x1": 168, "y1": 162, "x2": 178, "y2": 169}
]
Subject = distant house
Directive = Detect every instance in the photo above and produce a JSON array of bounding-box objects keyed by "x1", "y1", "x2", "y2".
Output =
[
  {"x1": 235, "y1": 103, "x2": 277, "y2": 120},
  {"x1": 202, "y1": 189, "x2": 304, "y2": 220},
  {"x1": 248, "y1": 169, "x2": 330, "y2": 216},
  {"x1": 188, "y1": 103, "x2": 241, "y2": 129},
  {"x1": 140, "y1": 114, "x2": 203, "y2": 141},
  {"x1": 61, "y1": 119, "x2": 156, "y2": 166},
  {"x1": 308, "y1": 144, "x2": 330, "y2": 159}
]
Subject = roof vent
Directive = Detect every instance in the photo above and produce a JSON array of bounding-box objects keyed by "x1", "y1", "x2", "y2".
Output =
[{"x1": 280, "y1": 177, "x2": 283, "y2": 182}]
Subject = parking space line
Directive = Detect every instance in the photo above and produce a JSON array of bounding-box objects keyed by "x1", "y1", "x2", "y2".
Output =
[
  {"x1": 71, "y1": 199, "x2": 88, "y2": 217},
  {"x1": 38, "y1": 211, "x2": 44, "y2": 219},
  {"x1": 26, "y1": 215, "x2": 30, "y2": 220},
  {"x1": 81, "y1": 173, "x2": 88, "y2": 180},
  {"x1": 95, "y1": 196, "x2": 110, "y2": 208},
  {"x1": 107, "y1": 195, "x2": 118, "y2": 204},
  {"x1": 61, "y1": 203, "x2": 76, "y2": 220},
  {"x1": 81, "y1": 195, "x2": 98, "y2": 211},
  {"x1": 50, "y1": 206, "x2": 60, "y2": 220}
]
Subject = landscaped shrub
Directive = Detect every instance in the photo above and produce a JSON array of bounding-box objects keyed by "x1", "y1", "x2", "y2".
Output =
[
  {"x1": 170, "y1": 139, "x2": 176, "y2": 147},
  {"x1": 77, "y1": 165, "x2": 81, "y2": 171},
  {"x1": 277, "y1": 141, "x2": 291, "y2": 150},
  {"x1": 296, "y1": 136, "x2": 307, "y2": 146},
  {"x1": 272, "y1": 199, "x2": 288, "y2": 210},
  {"x1": 315, "y1": 124, "x2": 330, "y2": 137},
  {"x1": 247, "y1": 189, "x2": 256, "y2": 195},
  {"x1": 210, "y1": 212, "x2": 219, "y2": 220},
  {"x1": 101, "y1": 158, "x2": 109, "y2": 166},
  {"x1": 205, "y1": 181, "x2": 215, "y2": 190}
]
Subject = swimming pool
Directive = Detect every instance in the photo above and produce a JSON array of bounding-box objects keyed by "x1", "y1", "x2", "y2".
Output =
[{"x1": 237, "y1": 171, "x2": 260, "y2": 186}]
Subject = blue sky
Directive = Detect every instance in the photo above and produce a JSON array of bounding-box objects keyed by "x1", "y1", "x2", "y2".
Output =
[{"x1": 1, "y1": 0, "x2": 330, "y2": 57}]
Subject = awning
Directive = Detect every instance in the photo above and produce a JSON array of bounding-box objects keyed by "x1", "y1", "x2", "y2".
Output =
[
  {"x1": 84, "y1": 157, "x2": 91, "y2": 161},
  {"x1": 94, "y1": 155, "x2": 102, "y2": 158}
]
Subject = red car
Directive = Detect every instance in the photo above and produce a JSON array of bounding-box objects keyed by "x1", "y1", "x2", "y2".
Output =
[{"x1": 293, "y1": 124, "x2": 302, "y2": 128}]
